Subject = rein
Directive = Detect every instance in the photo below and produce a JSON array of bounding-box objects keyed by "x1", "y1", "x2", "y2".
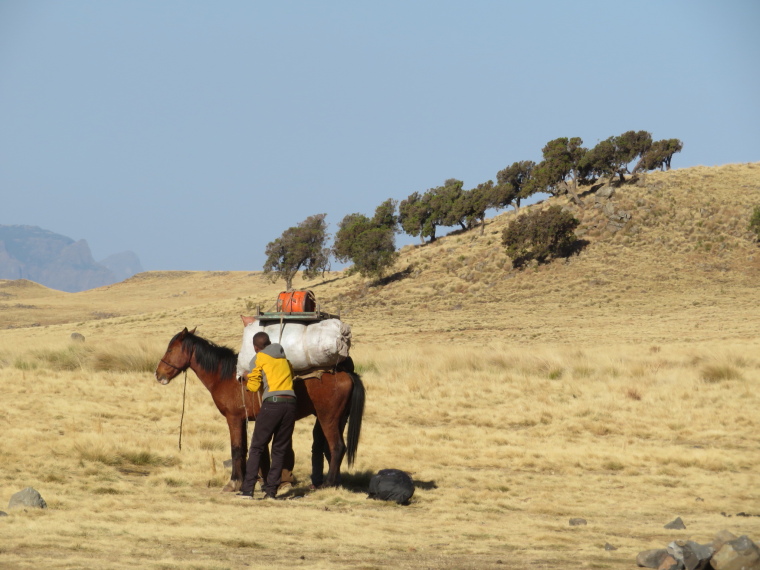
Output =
[{"x1": 178, "y1": 369, "x2": 188, "y2": 450}]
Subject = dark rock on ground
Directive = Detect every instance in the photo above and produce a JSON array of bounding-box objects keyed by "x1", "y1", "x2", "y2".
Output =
[{"x1": 664, "y1": 517, "x2": 686, "y2": 529}]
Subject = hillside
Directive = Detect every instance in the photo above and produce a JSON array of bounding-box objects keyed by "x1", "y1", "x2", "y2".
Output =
[
  {"x1": 1, "y1": 162, "x2": 758, "y2": 350},
  {"x1": 1, "y1": 163, "x2": 759, "y2": 570}
]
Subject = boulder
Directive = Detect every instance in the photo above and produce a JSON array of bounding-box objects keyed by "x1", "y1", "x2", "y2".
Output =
[
  {"x1": 710, "y1": 535, "x2": 760, "y2": 570},
  {"x1": 8, "y1": 487, "x2": 47, "y2": 510},
  {"x1": 596, "y1": 186, "x2": 616, "y2": 200},
  {"x1": 657, "y1": 554, "x2": 680, "y2": 570},
  {"x1": 569, "y1": 518, "x2": 587, "y2": 526},
  {"x1": 637, "y1": 549, "x2": 669, "y2": 568},
  {"x1": 667, "y1": 540, "x2": 713, "y2": 570},
  {"x1": 712, "y1": 530, "x2": 738, "y2": 551}
]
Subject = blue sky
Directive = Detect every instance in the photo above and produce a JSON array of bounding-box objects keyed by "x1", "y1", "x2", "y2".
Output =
[{"x1": 1, "y1": 1, "x2": 758, "y2": 271}]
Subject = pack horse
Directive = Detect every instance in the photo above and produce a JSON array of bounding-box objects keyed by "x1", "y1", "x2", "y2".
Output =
[{"x1": 155, "y1": 327, "x2": 365, "y2": 491}]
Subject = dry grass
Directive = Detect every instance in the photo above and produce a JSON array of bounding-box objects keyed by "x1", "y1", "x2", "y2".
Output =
[{"x1": 1, "y1": 163, "x2": 759, "y2": 569}]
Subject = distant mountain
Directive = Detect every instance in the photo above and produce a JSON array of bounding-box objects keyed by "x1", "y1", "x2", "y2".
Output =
[
  {"x1": 0, "y1": 225, "x2": 143, "y2": 292},
  {"x1": 100, "y1": 250, "x2": 144, "y2": 282}
]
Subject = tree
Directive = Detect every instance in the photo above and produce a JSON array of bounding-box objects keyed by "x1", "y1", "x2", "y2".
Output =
[
  {"x1": 501, "y1": 205, "x2": 580, "y2": 268},
  {"x1": 632, "y1": 138, "x2": 683, "y2": 173},
  {"x1": 496, "y1": 160, "x2": 536, "y2": 210},
  {"x1": 399, "y1": 191, "x2": 434, "y2": 243},
  {"x1": 333, "y1": 200, "x2": 400, "y2": 279},
  {"x1": 583, "y1": 130, "x2": 653, "y2": 183},
  {"x1": 539, "y1": 137, "x2": 588, "y2": 206},
  {"x1": 263, "y1": 214, "x2": 330, "y2": 290},
  {"x1": 399, "y1": 180, "x2": 463, "y2": 243}
]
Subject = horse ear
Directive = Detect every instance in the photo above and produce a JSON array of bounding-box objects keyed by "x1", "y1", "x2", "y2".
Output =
[
  {"x1": 181, "y1": 327, "x2": 188, "y2": 335},
  {"x1": 189, "y1": 327, "x2": 197, "y2": 335}
]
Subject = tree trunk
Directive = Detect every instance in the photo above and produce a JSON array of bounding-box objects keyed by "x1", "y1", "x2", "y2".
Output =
[{"x1": 563, "y1": 180, "x2": 585, "y2": 208}]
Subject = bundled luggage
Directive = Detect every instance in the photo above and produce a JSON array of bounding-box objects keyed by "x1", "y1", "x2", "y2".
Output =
[{"x1": 237, "y1": 317, "x2": 351, "y2": 374}]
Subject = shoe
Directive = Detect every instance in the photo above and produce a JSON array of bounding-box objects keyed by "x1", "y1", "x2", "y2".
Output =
[
  {"x1": 236, "y1": 492, "x2": 253, "y2": 499},
  {"x1": 259, "y1": 494, "x2": 277, "y2": 501}
]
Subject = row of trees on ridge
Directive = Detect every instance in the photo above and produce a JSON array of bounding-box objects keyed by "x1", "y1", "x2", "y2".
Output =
[{"x1": 264, "y1": 131, "x2": 683, "y2": 287}]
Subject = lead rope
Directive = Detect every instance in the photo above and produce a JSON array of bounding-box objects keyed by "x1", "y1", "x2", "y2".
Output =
[{"x1": 178, "y1": 369, "x2": 188, "y2": 450}]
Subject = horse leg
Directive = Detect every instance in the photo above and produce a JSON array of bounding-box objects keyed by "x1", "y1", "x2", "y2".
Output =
[
  {"x1": 319, "y1": 416, "x2": 346, "y2": 487},
  {"x1": 223, "y1": 414, "x2": 247, "y2": 492}
]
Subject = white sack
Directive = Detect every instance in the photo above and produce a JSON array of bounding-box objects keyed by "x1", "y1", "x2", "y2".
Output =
[{"x1": 237, "y1": 318, "x2": 351, "y2": 375}]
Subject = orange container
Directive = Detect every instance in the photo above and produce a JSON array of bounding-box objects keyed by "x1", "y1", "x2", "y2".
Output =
[{"x1": 277, "y1": 290, "x2": 316, "y2": 313}]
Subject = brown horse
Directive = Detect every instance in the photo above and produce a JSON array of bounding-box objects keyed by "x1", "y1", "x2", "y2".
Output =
[{"x1": 155, "y1": 328, "x2": 364, "y2": 491}]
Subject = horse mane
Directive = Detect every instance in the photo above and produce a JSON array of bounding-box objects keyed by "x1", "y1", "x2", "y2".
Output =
[{"x1": 177, "y1": 331, "x2": 238, "y2": 380}]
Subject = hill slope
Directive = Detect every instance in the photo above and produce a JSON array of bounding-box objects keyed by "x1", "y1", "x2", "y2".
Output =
[{"x1": 0, "y1": 163, "x2": 758, "y2": 349}]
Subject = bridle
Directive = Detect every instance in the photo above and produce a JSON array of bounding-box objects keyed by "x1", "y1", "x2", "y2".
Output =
[{"x1": 160, "y1": 358, "x2": 186, "y2": 373}]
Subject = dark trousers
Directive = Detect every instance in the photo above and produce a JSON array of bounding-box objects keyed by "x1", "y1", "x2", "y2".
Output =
[{"x1": 240, "y1": 400, "x2": 296, "y2": 497}]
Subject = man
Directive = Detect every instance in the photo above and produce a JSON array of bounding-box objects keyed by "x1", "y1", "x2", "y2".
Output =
[{"x1": 238, "y1": 332, "x2": 297, "y2": 500}]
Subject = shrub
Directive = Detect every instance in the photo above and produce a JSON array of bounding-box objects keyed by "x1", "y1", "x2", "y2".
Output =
[
  {"x1": 501, "y1": 205, "x2": 580, "y2": 268},
  {"x1": 749, "y1": 206, "x2": 760, "y2": 241}
]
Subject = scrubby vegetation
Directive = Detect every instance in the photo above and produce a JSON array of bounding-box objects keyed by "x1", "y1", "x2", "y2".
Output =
[
  {"x1": 749, "y1": 205, "x2": 760, "y2": 241},
  {"x1": 501, "y1": 206, "x2": 580, "y2": 268}
]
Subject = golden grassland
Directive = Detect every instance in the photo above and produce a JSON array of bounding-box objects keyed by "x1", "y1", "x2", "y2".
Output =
[{"x1": 1, "y1": 163, "x2": 759, "y2": 569}]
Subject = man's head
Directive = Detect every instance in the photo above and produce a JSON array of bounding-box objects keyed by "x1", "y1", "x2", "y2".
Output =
[{"x1": 252, "y1": 332, "x2": 271, "y2": 353}]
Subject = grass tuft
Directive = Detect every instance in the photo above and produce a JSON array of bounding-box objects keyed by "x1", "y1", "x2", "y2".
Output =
[{"x1": 701, "y1": 364, "x2": 742, "y2": 383}]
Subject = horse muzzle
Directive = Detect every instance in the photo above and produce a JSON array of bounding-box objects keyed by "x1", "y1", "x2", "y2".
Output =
[{"x1": 155, "y1": 367, "x2": 174, "y2": 385}]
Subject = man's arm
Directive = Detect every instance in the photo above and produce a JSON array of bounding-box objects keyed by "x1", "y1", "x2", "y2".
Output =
[{"x1": 246, "y1": 355, "x2": 263, "y2": 392}]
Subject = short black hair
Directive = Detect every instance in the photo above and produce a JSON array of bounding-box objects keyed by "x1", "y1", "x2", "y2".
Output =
[{"x1": 252, "y1": 332, "x2": 271, "y2": 350}]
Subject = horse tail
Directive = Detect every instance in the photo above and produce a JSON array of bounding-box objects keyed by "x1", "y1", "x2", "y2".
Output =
[{"x1": 346, "y1": 371, "x2": 365, "y2": 467}]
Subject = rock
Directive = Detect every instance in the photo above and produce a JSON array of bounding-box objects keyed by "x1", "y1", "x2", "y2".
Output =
[
  {"x1": 596, "y1": 186, "x2": 616, "y2": 200},
  {"x1": 604, "y1": 543, "x2": 618, "y2": 551},
  {"x1": 0, "y1": 511, "x2": 8, "y2": 517},
  {"x1": 712, "y1": 530, "x2": 738, "y2": 551},
  {"x1": 569, "y1": 518, "x2": 587, "y2": 526},
  {"x1": 70, "y1": 332, "x2": 85, "y2": 342},
  {"x1": 668, "y1": 540, "x2": 713, "y2": 570},
  {"x1": 711, "y1": 535, "x2": 760, "y2": 570},
  {"x1": 637, "y1": 548, "x2": 669, "y2": 568},
  {"x1": 8, "y1": 487, "x2": 47, "y2": 510},
  {"x1": 657, "y1": 554, "x2": 680, "y2": 570},
  {"x1": 664, "y1": 517, "x2": 686, "y2": 529}
]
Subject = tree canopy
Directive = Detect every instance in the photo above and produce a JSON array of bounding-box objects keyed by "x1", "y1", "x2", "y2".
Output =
[
  {"x1": 583, "y1": 130, "x2": 654, "y2": 183},
  {"x1": 333, "y1": 200, "x2": 399, "y2": 279},
  {"x1": 496, "y1": 160, "x2": 536, "y2": 210},
  {"x1": 263, "y1": 213, "x2": 330, "y2": 290}
]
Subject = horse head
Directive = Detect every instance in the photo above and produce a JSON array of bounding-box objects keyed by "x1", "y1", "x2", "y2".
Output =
[{"x1": 155, "y1": 327, "x2": 196, "y2": 384}]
